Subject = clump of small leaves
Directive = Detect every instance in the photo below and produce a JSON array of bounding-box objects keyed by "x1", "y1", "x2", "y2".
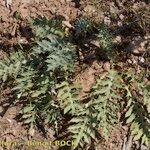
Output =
[
  {"x1": 97, "y1": 24, "x2": 115, "y2": 59},
  {"x1": 74, "y1": 17, "x2": 93, "y2": 38}
]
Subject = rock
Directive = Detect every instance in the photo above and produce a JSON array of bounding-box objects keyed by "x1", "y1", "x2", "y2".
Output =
[
  {"x1": 141, "y1": 145, "x2": 149, "y2": 150},
  {"x1": 110, "y1": 2, "x2": 119, "y2": 15},
  {"x1": 84, "y1": 5, "x2": 96, "y2": 13},
  {"x1": 0, "y1": 106, "x2": 3, "y2": 113},
  {"x1": 114, "y1": 36, "x2": 122, "y2": 44},
  {"x1": 104, "y1": 17, "x2": 111, "y2": 26},
  {"x1": 91, "y1": 40, "x2": 100, "y2": 47},
  {"x1": 5, "y1": 0, "x2": 12, "y2": 8},
  {"x1": 60, "y1": 0, "x2": 66, "y2": 4},
  {"x1": 29, "y1": 127, "x2": 35, "y2": 137},
  {"x1": 132, "y1": 49, "x2": 140, "y2": 54},
  {"x1": 127, "y1": 59, "x2": 132, "y2": 64},
  {"x1": 65, "y1": 0, "x2": 72, "y2": 2},
  {"x1": 103, "y1": 62, "x2": 110, "y2": 71},
  {"x1": 119, "y1": 14, "x2": 124, "y2": 20},
  {"x1": 117, "y1": 21, "x2": 122, "y2": 26},
  {"x1": 62, "y1": 20, "x2": 73, "y2": 28},
  {"x1": 139, "y1": 57, "x2": 145, "y2": 63}
]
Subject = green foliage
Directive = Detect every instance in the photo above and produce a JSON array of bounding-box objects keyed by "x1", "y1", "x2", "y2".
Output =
[
  {"x1": 97, "y1": 25, "x2": 114, "y2": 58},
  {"x1": 33, "y1": 39, "x2": 76, "y2": 72},
  {"x1": 0, "y1": 16, "x2": 149, "y2": 150},
  {"x1": 32, "y1": 18, "x2": 77, "y2": 73},
  {"x1": 20, "y1": 103, "x2": 38, "y2": 129},
  {"x1": 0, "y1": 51, "x2": 26, "y2": 82},
  {"x1": 90, "y1": 70, "x2": 122, "y2": 139},
  {"x1": 138, "y1": 81, "x2": 150, "y2": 113},
  {"x1": 32, "y1": 17, "x2": 65, "y2": 39},
  {"x1": 68, "y1": 104, "x2": 97, "y2": 148},
  {"x1": 68, "y1": 70, "x2": 122, "y2": 148},
  {"x1": 124, "y1": 70, "x2": 150, "y2": 146},
  {"x1": 13, "y1": 67, "x2": 36, "y2": 98},
  {"x1": 125, "y1": 100, "x2": 150, "y2": 146},
  {"x1": 97, "y1": 25, "x2": 113, "y2": 50},
  {"x1": 56, "y1": 81, "x2": 82, "y2": 115},
  {"x1": 0, "y1": 18, "x2": 76, "y2": 133},
  {"x1": 74, "y1": 17, "x2": 93, "y2": 38}
]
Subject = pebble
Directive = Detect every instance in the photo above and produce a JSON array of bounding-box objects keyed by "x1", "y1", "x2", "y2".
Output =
[
  {"x1": 103, "y1": 62, "x2": 110, "y2": 71},
  {"x1": 127, "y1": 59, "x2": 132, "y2": 64},
  {"x1": 84, "y1": 5, "x2": 96, "y2": 13},
  {"x1": 0, "y1": 106, "x2": 3, "y2": 113},
  {"x1": 139, "y1": 57, "x2": 145, "y2": 63},
  {"x1": 119, "y1": 14, "x2": 124, "y2": 20},
  {"x1": 104, "y1": 17, "x2": 111, "y2": 26},
  {"x1": 114, "y1": 35, "x2": 122, "y2": 44}
]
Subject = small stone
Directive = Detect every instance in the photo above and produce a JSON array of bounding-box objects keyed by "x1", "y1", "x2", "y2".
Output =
[
  {"x1": 5, "y1": 0, "x2": 12, "y2": 8},
  {"x1": 110, "y1": 2, "x2": 119, "y2": 14},
  {"x1": 104, "y1": 17, "x2": 111, "y2": 26},
  {"x1": 132, "y1": 58, "x2": 137, "y2": 64},
  {"x1": 19, "y1": 38, "x2": 28, "y2": 44},
  {"x1": 114, "y1": 36, "x2": 122, "y2": 43},
  {"x1": 62, "y1": 20, "x2": 73, "y2": 28},
  {"x1": 6, "y1": 118, "x2": 12, "y2": 124},
  {"x1": 140, "y1": 41, "x2": 146, "y2": 48},
  {"x1": 127, "y1": 59, "x2": 132, "y2": 64},
  {"x1": 117, "y1": 21, "x2": 122, "y2": 26},
  {"x1": 65, "y1": 0, "x2": 72, "y2": 2},
  {"x1": 141, "y1": 145, "x2": 149, "y2": 150},
  {"x1": 84, "y1": 5, "x2": 96, "y2": 13},
  {"x1": 139, "y1": 57, "x2": 145, "y2": 63},
  {"x1": 60, "y1": 0, "x2": 66, "y2": 4},
  {"x1": 119, "y1": 14, "x2": 124, "y2": 20},
  {"x1": 145, "y1": 35, "x2": 150, "y2": 40},
  {"x1": 0, "y1": 106, "x2": 3, "y2": 113},
  {"x1": 132, "y1": 49, "x2": 140, "y2": 54},
  {"x1": 29, "y1": 127, "x2": 35, "y2": 137},
  {"x1": 103, "y1": 62, "x2": 110, "y2": 71},
  {"x1": 91, "y1": 40, "x2": 99, "y2": 47}
]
